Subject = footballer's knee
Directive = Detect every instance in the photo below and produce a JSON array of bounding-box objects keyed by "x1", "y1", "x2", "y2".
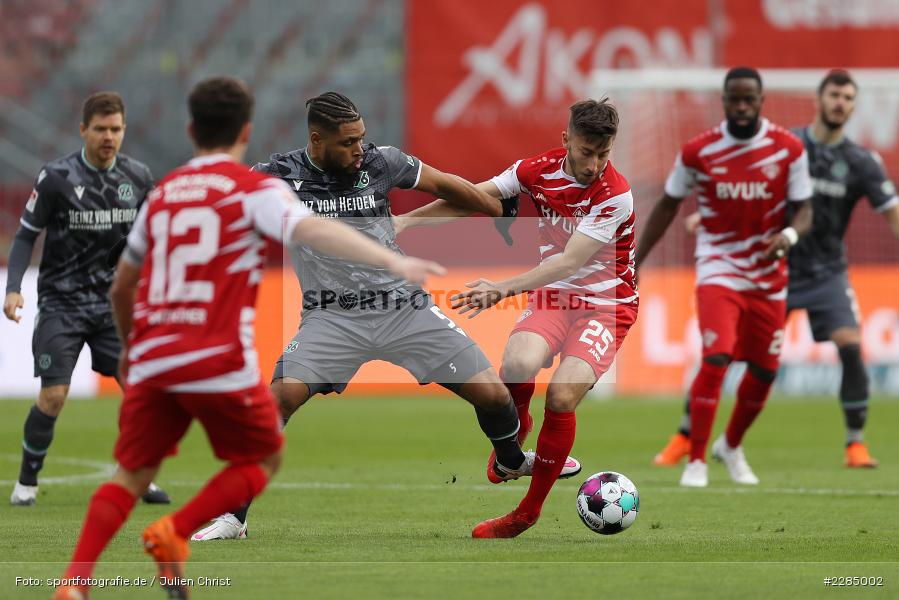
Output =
[
  {"x1": 271, "y1": 378, "x2": 310, "y2": 419},
  {"x1": 703, "y1": 354, "x2": 731, "y2": 368},
  {"x1": 476, "y1": 382, "x2": 513, "y2": 412},
  {"x1": 111, "y1": 465, "x2": 158, "y2": 498},
  {"x1": 259, "y1": 449, "x2": 283, "y2": 479},
  {"x1": 37, "y1": 385, "x2": 69, "y2": 417},
  {"x1": 747, "y1": 362, "x2": 776, "y2": 383},
  {"x1": 459, "y1": 371, "x2": 511, "y2": 412},
  {"x1": 500, "y1": 355, "x2": 542, "y2": 383},
  {"x1": 544, "y1": 384, "x2": 582, "y2": 413}
]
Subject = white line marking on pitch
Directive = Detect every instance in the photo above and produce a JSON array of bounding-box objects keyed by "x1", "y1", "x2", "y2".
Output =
[
  {"x1": 1, "y1": 455, "x2": 896, "y2": 498},
  {"x1": 0, "y1": 454, "x2": 115, "y2": 486}
]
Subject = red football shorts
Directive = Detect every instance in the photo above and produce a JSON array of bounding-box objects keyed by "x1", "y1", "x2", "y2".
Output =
[
  {"x1": 695, "y1": 284, "x2": 787, "y2": 371},
  {"x1": 114, "y1": 381, "x2": 283, "y2": 470},
  {"x1": 510, "y1": 289, "x2": 638, "y2": 381}
]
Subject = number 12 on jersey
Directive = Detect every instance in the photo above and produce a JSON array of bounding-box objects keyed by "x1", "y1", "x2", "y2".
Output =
[{"x1": 149, "y1": 207, "x2": 220, "y2": 304}]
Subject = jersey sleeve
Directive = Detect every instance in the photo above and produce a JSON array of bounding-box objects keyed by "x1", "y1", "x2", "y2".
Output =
[
  {"x1": 244, "y1": 177, "x2": 312, "y2": 243},
  {"x1": 122, "y1": 201, "x2": 150, "y2": 266},
  {"x1": 379, "y1": 146, "x2": 422, "y2": 190},
  {"x1": 490, "y1": 160, "x2": 526, "y2": 198},
  {"x1": 576, "y1": 190, "x2": 634, "y2": 244},
  {"x1": 663, "y1": 152, "x2": 697, "y2": 198},
  {"x1": 787, "y1": 149, "x2": 813, "y2": 201},
  {"x1": 860, "y1": 150, "x2": 899, "y2": 212},
  {"x1": 19, "y1": 167, "x2": 56, "y2": 232}
]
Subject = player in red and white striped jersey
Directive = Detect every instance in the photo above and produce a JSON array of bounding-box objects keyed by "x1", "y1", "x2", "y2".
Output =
[
  {"x1": 54, "y1": 78, "x2": 443, "y2": 600},
  {"x1": 636, "y1": 67, "x2": 813, "y2": 489},
  {"x1": 404, "y1": 99, "x2": 638, "y2": 538}
]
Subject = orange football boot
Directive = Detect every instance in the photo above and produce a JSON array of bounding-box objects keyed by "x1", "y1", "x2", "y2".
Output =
[
  {"x1": 652, "y1": 433, "x2": 691, "y2": 466},
  {"x1": 142, "y1": 515, "x2": 191, "y2": 599},
  {"x1": 845, "y1": 442, "x2": 878, "y2": 468}
]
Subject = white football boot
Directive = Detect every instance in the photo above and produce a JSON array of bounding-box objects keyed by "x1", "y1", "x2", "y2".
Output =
[
  {"x1": 191, "y1": 513, "x2": 248, "y2": 541},
  {"x1": 10, "y1": 482, "x2": 38, "y2": 506},
  {"x1": 679, "y1": 459, "x2": 708, "y2": 488},
  {"x1": 711, "y1": 435, "x2": 760, "y2": 485},
  {"x1": 491, "y1": 450, "x2": 582, "y2": 482}
]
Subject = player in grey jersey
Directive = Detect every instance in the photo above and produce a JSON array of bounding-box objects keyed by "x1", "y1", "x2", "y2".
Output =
[
  {"x1": 191, "y1": 92, "x2": 579, "y2": 541},
  {"x1": 4, "y1": 92, "x2": 170, "y2": 506},
  {"x1": 653, "y1": 70, "x2": 899, "y2": 469}
]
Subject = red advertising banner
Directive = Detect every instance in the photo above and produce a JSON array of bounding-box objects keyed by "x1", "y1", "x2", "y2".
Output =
[
  {"x1": 406, "y1": 0, "x2": 713, "y2": 185},
  {"x1": 406, "y1": 0, "x2": 899, "y2": 191},
  {"x1": 724, "y1": 1, "x2": 899, "y2": 67}
]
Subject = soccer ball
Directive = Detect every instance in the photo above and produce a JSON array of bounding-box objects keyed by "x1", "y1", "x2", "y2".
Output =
[{"x1": 576, "y1": 471, "x2": 639, "y2": 535}]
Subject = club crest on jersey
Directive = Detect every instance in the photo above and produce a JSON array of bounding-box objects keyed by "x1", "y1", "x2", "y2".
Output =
[
  {"x1": 572, "y1": 207, "x2": 588, "y2": 220},
  {"x1": 830, "y1": 160, "x2": 849, "y2": 180},
  {"x1": 284, "y1": 341, "x2": 299, "y2": 353},
  {"x1": 354, "y1": 171, "x2": 370, "y2": 189},
  {"x1": 761, "y1": 164, "x2": 781, "y2": 180},
  {"x1": 117, "y1": 182, "x2": 134, "y2": 203}
]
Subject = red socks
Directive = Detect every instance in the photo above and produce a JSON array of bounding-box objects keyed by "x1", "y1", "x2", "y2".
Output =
[
  {"x1": 689, "y1": 362, "x2": 728, "y2": 462},
  {"x1": 65, "y1": 482, "x2": 137, "y2": 581},
  {"x1": 172, "y1": 463, "x2": 268, "y2": 539},
  {"x1": 500, "y1": 369, "x2": 535, "y2": 442},
  {"x1": 725, "y1": 370, "x2": 772, "y2": 448},
  {"x1": 517, "y1": 409, "x2": 576, "y2": 520}
]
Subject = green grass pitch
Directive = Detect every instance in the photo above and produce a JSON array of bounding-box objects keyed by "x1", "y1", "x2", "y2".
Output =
[{"x1": 0, "y1": 394, "x2": 897, "y2": 599}]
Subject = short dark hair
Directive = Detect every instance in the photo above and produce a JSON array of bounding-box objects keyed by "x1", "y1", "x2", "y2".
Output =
[
  {"x1": 818, "y1": 69, "x2": 856, "y2": 96},
  {"x1": 306, "y1": 92, "x2": 361, "y2": 133},
  {"x1": 724, "y1": 66, "x2": 763, "y2": 91},
  {"x1": 568, "y1": 98, "x2": 618, "y2": 145},
  {"x1": 188, "y1": 77, "x2": 254, "y2": 149},
  {"x1": 82, "y1": 91, "x2": 125, "y2": 126}
]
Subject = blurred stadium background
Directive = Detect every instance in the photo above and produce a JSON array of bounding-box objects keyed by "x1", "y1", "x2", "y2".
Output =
[{"x1": 1, "y1": 0, "x2": 898, "y2": 399}]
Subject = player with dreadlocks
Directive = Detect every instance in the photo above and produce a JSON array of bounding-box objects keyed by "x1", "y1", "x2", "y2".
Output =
[{"x1": 190, "y1": 92, "x2": 579, "y2": 540}]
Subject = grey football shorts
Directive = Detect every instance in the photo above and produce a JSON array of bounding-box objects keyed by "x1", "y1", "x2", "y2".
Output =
[
  {"x1": 273, "y1": 292, "x2": 493, "y2": 395},
  {"x1": 787, "y1": 270, "x2": 860, "y2": 342},
  {"x1": 32, "y1": 310, "x2": 121, "y2": 387}
]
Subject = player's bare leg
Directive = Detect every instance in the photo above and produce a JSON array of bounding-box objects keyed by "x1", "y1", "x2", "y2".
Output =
[
  {"x1": 831, "y1": 327, "x2": 877, "y2": 467},
  {"x1": 473, "y1": 357, "x2": 594, "y2": 538},
  {"x1": 272, "y1": 376, "x2": 312, "y2": 425},
  {"x1": 499, "y1": 332, "x2": 552, "y2": 440},
  {"x1": 193, "y1": 378, "x2": 308, "y2": 541},
  {"x1": 11, "y1": 384, "x2": 68, "y2": 506}
]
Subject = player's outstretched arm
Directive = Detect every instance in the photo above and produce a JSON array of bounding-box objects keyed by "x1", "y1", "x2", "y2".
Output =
[
  {"x1": 634, "y1": 194, "x2": 683, "y2": 270},
  {"x1": 762, "y1": 198, "x2": 813, "y2": 261},
  {"x1": 414, "y1": 164, "x2": 503, "y2": 218},
  {"x1": 395, "y1": 180, "x2": 504, "y2": 233},
  {"x1": 290, "y1": 217, "x2": 446, "y2": 286},
  {"x1": 3, "y1": 224, "x2": 41, "y2": 323},
  {"x1": 450, "y1": 231, "x2": 604, "y2": 318}
]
